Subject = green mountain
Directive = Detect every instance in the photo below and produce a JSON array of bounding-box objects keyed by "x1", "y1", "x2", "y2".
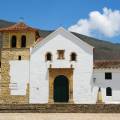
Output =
[{"x1": 0, "y1": 19, "x2": 120, "y2": 60}]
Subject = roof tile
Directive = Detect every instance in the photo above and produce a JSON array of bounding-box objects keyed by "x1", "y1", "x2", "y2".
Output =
[
  {"x1": 94, "y1": 60, "x2": 120, "y2": 69},
  {"x1": 0, "y1": 22, "x2": 37, "y2": 32}
]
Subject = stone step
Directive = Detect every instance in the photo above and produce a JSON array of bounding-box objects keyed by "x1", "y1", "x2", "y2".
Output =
[{"x1": 0, "y1": 104, "x2": 120, "y2": 113}]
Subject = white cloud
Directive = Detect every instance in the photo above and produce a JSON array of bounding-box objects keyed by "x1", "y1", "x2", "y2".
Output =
[{"x1": 68, "y1": 7, "x2": 120, "y2": 37}]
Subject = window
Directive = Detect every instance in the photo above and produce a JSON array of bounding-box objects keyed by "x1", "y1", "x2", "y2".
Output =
[
  {"x1": 21, "y1": 35, "x2": 26, "y2": 47},
  {"x1": 46, "y1": 52, "x2": 52, "y2": 61},
  {"x1": 70, "y1": 52, "x2": 77, "y2": 61},
  {"x1": 106, "y1": 87, "x2": 112, "y2": 96},
  {"x1": 11, "y1": 36, "x2": 17, "y2": 48},
  {"x1": 18, "y1": 56, "x2": 21, "y2": 60},
  {"x1": 57, "y1": 50, "x2": 64, "y2": 59},
  {"x1": 105, "y1": 72, "x2": 112, "y2": 80}
]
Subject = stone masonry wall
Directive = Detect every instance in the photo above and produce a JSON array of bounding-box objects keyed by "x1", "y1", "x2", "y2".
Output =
[
  {"x1": 2, "y1": 31, "x2": 36, "y2": 48},
  {"x1": 0, "y1": 49, "x2": 30, "y2": 104},
  {"x1": 0, "y1": 104, "x2": 119, "y2": 113}
]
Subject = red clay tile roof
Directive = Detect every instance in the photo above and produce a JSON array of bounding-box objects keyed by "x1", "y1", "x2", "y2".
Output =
[
  {"x1": 94, "y1": 60, "x2": 120, "y2": 69},
  {"x1": 0, "y1": 22, "x2": 37, "y2": 32}
]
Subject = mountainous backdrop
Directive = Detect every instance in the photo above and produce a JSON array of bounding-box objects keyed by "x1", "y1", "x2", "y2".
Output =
[{"x1": 0, "y1": 19, "x2": 120, "y2": 60}]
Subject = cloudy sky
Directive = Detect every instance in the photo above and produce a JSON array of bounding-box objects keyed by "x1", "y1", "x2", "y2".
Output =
[{"x1": 0, "y1": 0, "x2": 120, "y2": 43}]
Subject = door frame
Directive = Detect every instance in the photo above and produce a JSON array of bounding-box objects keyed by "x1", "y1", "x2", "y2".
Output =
[{"x1": 49, "y1": 68, "x2": 74, "y2": 104}]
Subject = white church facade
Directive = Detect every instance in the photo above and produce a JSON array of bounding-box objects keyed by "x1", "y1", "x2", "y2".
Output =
[{"x1": 0, "y1": 22, "x2": 120, "y2": 104}]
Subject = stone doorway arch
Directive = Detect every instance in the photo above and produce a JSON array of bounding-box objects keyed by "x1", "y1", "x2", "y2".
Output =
[{"x1": 49, "y1": 68, "x2": 73, "y2": 103}]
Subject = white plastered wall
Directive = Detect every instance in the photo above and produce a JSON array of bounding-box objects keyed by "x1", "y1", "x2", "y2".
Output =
[
  {"x1": 30, "y1": 32, "x2": 94, "y2": 104},
  {"x1": 93, "y1": 68, "x2": 120, "y2": 104},
  {"x1": 9, "y1": 60, "x2": 29, "y2": 95}
]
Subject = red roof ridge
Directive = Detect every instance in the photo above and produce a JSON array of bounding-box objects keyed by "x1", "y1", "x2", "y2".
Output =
[
  {"x1": 95, "y1": 60, "x2": 120, "y2": 62},
  {"x1": 0, "y1": 22, "x2": 37, "y2": 32},
  {"x1": 94, "y1": 60, "x2": 120, "y2": 69}
]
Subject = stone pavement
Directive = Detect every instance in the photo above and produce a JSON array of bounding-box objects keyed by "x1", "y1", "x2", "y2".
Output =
[{"x1": 0, "y1": 113, "x2": 120, "y2": 120}]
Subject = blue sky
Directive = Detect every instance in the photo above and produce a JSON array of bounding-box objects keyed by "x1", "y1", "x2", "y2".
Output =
[{"x1": 0, "y1": 0, "x2": 120, "y2": 43}]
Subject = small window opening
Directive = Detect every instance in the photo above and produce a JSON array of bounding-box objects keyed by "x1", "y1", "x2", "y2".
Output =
[
  {"x1": 18, "y1": 56, "x2": 21, "y2": 60},
  {"x1": 46, "y1": 52, "x2": 52, "y2": 61},
  {"x1": 57, "y1": 50, "x2": 65, "y2": 59},
  {"x1": 105, "y1": 72, "x2": 112, "y2": 80},
  {"x1": 106, "y1": 87, "x2": 112, "y2": 96},
  {"x1": 70, "y1": 52, "x2": 77, "y2": 61},
  {"x1": 21, "y1": 35, "x2": 26, "y2": 47},
  {"x1": 11, "y1": 35, "x2": 17, "y2": 48}
]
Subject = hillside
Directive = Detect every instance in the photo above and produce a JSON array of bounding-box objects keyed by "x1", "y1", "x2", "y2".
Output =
[
  {"x1": 0, "y1": 20, "x2": 15, "y2": 28},
  {"x1": 0, "y1": 19, "x2": 120, "y2": 60}
]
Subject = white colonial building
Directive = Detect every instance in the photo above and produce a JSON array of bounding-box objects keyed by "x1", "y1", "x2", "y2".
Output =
[{"x1": 0, "y1": 22, "x2": 120, "y2": 104}]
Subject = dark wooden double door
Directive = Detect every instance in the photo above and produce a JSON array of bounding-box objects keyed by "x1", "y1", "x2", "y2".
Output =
[{"x1": 54, "y1": 75, "x2": 69, "y2": 102}]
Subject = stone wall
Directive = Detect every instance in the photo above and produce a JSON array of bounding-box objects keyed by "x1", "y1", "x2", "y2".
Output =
[
  {"x1": 2, "y1": 31, "x2": 35, "y2": 48},
  {"x1": 0, "y1": 49, "x2": 30, "y2": 104},
  {"x1": 0, "y1": 25, "x2": 36, "y2": 104},
  {"x1": 0, "y1": 104, "x2": 119, "y2": 113}
]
